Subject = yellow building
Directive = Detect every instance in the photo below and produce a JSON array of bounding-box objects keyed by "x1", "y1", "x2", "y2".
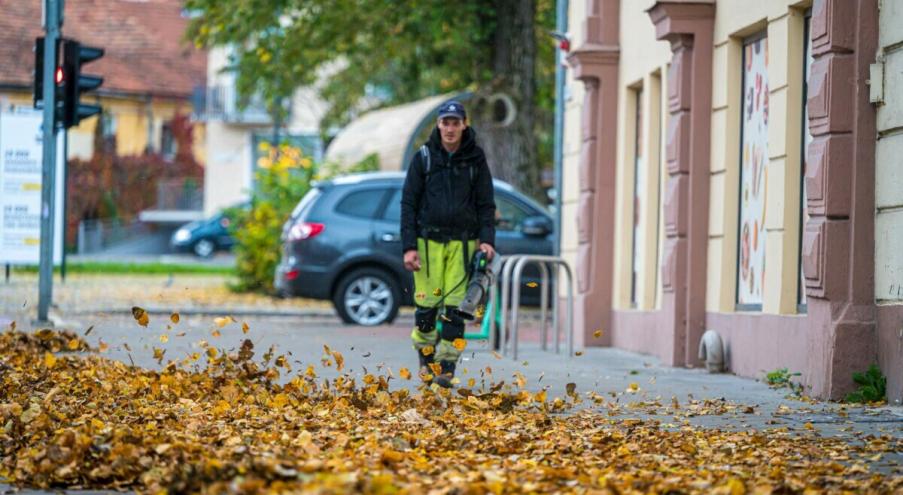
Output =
[{"x1": 562, "y1": 0, "x2": 899, "y2": 401}]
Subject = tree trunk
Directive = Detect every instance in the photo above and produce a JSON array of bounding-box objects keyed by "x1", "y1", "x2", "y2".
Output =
[{"x1": 475, "y1": 0, "x2": 541, "y2": 201}]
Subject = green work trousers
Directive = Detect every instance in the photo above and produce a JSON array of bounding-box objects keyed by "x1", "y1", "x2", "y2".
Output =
[{"x1": 410, "y1": 238, "x2": 476, "y2": 364}]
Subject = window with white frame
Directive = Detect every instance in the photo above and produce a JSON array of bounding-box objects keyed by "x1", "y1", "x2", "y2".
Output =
[{"x1": 631, "y1": 88, "x2": 644, "y2": 307}]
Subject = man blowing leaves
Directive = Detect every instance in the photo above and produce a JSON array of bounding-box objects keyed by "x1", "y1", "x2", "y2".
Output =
[{"x1": 400, "y1": 100, "x2": 496, "y2": 388}]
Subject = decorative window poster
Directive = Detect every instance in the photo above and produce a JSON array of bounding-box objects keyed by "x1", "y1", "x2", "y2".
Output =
[{"x1": 737, "y1": 36, "x2": 769, "y2": 306}]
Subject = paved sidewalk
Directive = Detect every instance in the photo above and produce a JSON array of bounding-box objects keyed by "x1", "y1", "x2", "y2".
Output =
[{"x1": 0, "y1": 273, "x2": 334, "y2": 317}]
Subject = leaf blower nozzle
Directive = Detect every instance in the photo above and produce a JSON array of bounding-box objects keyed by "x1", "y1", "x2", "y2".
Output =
[{"x1": 457, "y1": 250, "x2": 501, "y2": 320}]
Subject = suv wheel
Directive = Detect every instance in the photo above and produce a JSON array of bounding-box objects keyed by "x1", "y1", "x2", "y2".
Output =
[
  {"x1": 193, "y1": 238, "x2": 215, "y2": 258},
  {"x1": 333, "y1": 267, "x2": 400, "y2": 326}
]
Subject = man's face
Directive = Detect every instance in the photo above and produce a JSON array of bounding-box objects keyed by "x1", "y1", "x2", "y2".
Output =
[{"x1": 438, "y1": 117, "x2": 466, "y2": 147}]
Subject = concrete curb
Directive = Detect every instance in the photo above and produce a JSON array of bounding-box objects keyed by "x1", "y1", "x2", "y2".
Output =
[{"x1": 67, "y1": 307, "x2": 345, "y2": 318}]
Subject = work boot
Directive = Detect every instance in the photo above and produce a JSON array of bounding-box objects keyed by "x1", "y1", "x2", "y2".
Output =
[
  {"x1": 432, "y1": 361, "x2": 456, "y2": 389},
  {"x1": 417, "y1": 349, "x2": 434, "y2": 384}
]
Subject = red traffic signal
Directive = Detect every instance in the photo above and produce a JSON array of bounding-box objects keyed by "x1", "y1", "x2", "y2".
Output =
[{"x1": 61, "y1": 39, "x2": 104, "y2": 129}]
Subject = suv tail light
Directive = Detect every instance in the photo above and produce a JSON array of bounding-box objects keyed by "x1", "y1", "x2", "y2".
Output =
[{"x1": 288, "y1": 222, "x2": 324, "y2": 241}]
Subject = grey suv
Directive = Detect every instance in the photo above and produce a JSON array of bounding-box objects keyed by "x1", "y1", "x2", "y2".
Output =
[{"x1": 274, "y1": 171, "x2": 554, "y2": 325}]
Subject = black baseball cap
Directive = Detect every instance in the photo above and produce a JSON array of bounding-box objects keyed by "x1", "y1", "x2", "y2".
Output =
[{"x1": 437, "y1": 100, "x2": 466, "y2": 120}]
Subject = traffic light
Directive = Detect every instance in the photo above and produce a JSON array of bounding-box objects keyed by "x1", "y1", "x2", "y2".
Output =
[
  {"x1": 60, "y1": 39, "x2": 104, "y2": 129},
  {"x1": 33, "y1": 36, "x2": 64, "y2": 119}
]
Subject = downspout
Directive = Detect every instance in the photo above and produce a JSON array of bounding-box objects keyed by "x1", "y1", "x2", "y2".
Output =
[
  {"x1": 145, "y1": 94, "x2": 154, "y2": 153},
  {"x1": 552, "y1": 0, "x2": 568, "y2": 256}
]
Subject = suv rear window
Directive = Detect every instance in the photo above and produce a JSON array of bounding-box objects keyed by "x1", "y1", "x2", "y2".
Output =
[
  {"x1": 334, "y1": 188, "x2": 386, "y2": 219},
  {"x1": 290, "y1": 188, "x2": 322, "y2": 220}
]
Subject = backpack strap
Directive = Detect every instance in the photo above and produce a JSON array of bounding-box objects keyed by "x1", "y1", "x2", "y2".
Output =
[{"x1": 419, "y1": 145, "x2": 431, "y2": 175}]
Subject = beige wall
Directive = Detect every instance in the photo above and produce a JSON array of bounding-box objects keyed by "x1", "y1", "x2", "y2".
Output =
[
  {"x1": 611, "y1": 0, "x2": 671, "y2": 311},
  {"x1": 706, "y1": 0, "x2": 810, "y2": 315},
  {"x1": 203, "y1": 120, "x2": 253, "y2": 215}
]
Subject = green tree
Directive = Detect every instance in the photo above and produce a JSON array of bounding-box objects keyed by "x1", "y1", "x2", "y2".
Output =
[
  {"x1": 185, "y1": 0, "x2": 555, "y2": 201},
  {"x1": 229, "y1": 142, "x2": 315, "y2": 292}
]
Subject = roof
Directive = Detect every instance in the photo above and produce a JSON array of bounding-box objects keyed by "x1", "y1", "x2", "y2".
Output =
[
  {"x1": 0, "y1": 0, "x2": 206, "y2": 99},
  {"x1": 323, "y1": 94, "x2": 455, "y2": 172}
]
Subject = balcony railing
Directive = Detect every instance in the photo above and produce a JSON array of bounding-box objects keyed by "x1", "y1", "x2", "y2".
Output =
[
  {"x1": 195, "y1": 83, "x2": 272, "y2": 125},
  {"x1": 156, "y1": 178, "x2": 203, "y2": 211}
]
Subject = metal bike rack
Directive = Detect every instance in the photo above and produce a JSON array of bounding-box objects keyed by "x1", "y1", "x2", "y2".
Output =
[{"x1": 498, "y1": 255, "x2": 574, "y2": 360}]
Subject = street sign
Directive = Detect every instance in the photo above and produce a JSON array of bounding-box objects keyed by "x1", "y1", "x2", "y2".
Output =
[{"x1": 0, "y1": 110, "x2": 64, "y2": 265}]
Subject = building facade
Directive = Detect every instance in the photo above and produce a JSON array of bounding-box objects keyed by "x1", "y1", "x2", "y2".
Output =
[
  {"x1": 201, "y1": 46, "x2": 327, "y2": 216},
  {"x1": 562, "y1": 0, "x2": 901, "y2": 401}
]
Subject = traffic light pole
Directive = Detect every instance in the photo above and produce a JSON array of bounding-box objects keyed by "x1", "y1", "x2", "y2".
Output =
[{"x1": 37, "y1": 0, "x2": 61, "y2": 324}]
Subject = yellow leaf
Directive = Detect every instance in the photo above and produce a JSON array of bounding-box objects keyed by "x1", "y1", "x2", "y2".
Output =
[
  {"x1": 804, "y1": 422, "x2": 814, "y2": 430},
  {"x1": 66, "y1": 338, "x2": 80, "y2": 351},
  {"x1": 132, "y1": 306, "x2": 149, "y2": 327},
  {"x1": 98, "y1": 340, "x2": 109, "y2": 353},
  {"x1": 467, "y1": 378, "x2": 476, "y2": 388},
  {"x1": 212, "y1": 400, "x2": 231, "y2": 416},
  {"x1": 170, "y1": 313, "x2": 180, "y2": 324},
  {"x1": 421, "y1": 345, "x2": 434, "y2": 357},
  {"x1": 399, "y1": 367, "x2": 412, "y2": 380},
  {"x1": 526, "y1": 282, "x2": 538, "y2": 288},
  {"x1": 491, "y1": 351, "x2": 502, "y2": 360},
  {"x1": 452, "y1": 338, "x2": 467, "y2": 351},
  {"x1": 722, "y1": 478, "x2": 746, "y2": 495},
  {"x1": 429, "y1": 362, "x2": 442, "y2": 375},
  {"x1": 159, "y1": 334, "x2": 169, "y2": 343},
  {"x1": 272, "y1": 393, "x2": 289, "y2": 408},
  {"x1": 206, "y1": 347, "x2": 218, "y2": 358},
  {"x1": 43, "y1": 352, "x2": 57, "y2": 368},
  {"x1": 242, "y1": 322, "x2": 250, "y2": 334},
  {"x1": 593, "y1": 329, "x2": 602, "y2": 338},
  {"x1": 575, "y1": 351, "x2": 584, "y2": 356},
  {"x1": 627, "y1": 382, "x2": 639, "y2": 393},
  {"x1": 211, "y1": 329, "x2": 222, "y2": 338},
  {"x1": 214, "y1": 316, "x2": 234, "y2": 328},
  {"x1": 534, "y1": 390, "x2": 547, "y2": 403},
  {"x1": 332, "y1": 351, "x2": 345, "y2": 371}
]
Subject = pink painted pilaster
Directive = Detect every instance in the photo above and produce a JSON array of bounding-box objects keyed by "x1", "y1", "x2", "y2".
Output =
[
  {"x1": 567, "y1": 0, "x2": 620, "y2": 349},
  {"x1": 803, "y1": 0, "x2": 878, "y2": 399},
  {"x1": 647, "y1": 1, "x2": 715, "y2": 366}
]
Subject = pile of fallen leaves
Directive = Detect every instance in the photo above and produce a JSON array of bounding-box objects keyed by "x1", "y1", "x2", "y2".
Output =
[{"x1": 0, "y1": 329, "x2": 900, "y2": 494}]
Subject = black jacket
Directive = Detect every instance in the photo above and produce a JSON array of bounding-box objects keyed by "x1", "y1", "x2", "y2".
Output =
[{"x1": 400, "y1": 126, "x2": 496, "y2": 253}]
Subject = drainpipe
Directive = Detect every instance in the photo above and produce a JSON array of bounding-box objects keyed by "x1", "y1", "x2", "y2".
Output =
[
  {"x1": 145, "y1": 94, "x2": 154, "y2": 153},
  {"x1": 552, "y1": 0, "x2": 568, "y2": 256}
]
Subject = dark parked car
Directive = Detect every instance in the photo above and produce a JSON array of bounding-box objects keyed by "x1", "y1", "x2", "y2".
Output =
[
  {"x1": 274, "y1": 171, "x2": 554, "y2": 325},
  {"x1": 171, "y1": 211, "x2": 237, "y2": 258}
]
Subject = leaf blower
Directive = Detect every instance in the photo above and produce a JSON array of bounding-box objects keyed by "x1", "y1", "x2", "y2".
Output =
[{"x1": 457, "y1": 250, "x2": 502, "y2": 320}]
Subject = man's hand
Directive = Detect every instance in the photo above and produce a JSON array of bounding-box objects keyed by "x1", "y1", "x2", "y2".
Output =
[
  {"x1": 404, "y1": 249, "x2": 421, "y2": 272},
  {"x1": 479, "y1": 243, "x2": 496, "y2": 261}
]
